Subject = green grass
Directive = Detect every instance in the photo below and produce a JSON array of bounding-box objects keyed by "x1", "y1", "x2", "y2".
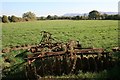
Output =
[
  {"x1": 2, "y1": 20, "x2": 118, "y2": 51},
  {"x1": 1, "y1": 20, "x2": 119, "y2": 79}
]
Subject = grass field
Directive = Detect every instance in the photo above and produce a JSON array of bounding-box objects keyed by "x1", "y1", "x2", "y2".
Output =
[
  {"x1": 1, "y1": 20, "x2": 119, "y2": 79},
  {"x1": 2, "y1": 20, "x2": 118, "y2": 51}
]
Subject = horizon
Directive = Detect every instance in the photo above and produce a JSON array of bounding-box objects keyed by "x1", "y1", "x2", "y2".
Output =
[{"x1": 1, "y1": 0, "x2": 119, "y2": 17}]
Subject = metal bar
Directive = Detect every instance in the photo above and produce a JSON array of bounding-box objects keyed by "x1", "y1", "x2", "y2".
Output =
[{"x1": 24, "y1": 49, "x2": 109, "y2": 60}]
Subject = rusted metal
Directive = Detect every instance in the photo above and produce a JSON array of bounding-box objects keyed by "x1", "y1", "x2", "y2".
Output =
[{"x1": 25, "y1": 48, "x2": 106, "y2": 59}]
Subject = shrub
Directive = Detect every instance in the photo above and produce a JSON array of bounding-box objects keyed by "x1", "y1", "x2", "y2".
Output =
[{"x1": 2, "y1": 15, "x2": 9, "y2": 23}]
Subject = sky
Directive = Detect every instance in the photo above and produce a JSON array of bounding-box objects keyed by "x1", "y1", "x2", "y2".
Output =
[{"x1": 0, "y1": 0, "x2": 120, "y2": 17}]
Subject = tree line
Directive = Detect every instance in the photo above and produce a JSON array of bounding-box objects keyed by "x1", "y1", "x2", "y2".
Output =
[{"x1": 1, "y1": 10, "x2": 120, "y2": 23}]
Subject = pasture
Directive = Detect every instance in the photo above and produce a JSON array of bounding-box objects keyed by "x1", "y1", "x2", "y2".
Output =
[
  {"x1": 2, "y1": 20, "x2": 118, "y2": 51},
  {"x1": 1, "y1": 20, "x2": 120, "y2": 79}
]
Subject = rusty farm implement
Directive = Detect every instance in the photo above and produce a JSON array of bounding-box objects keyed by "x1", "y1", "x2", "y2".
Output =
[
  {"x1": 18, "y1": 31, "x2": 116, "y2": 79},
  {"x1": 2, "y1": 31, "x2": 120, "y2": 80}
]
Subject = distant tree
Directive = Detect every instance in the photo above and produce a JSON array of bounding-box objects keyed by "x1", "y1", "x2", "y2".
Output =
[
  {"x1": 71, "y1": 16, "x2": 75, "y2": 20},
  {"x1": 0, "y1": 16, "x2": 2, "y2": 22},
  {"x1": 47, "y1": 15, "x2": 52, "y2": 20},
  {"x1": 37, "y1": 16, "x2": 46, "y2": 20},
  {"x1": 53, "y1": 15, "x2": 58, "y2": 20},
  {"x1": 75, "y1": 16, "x2": 80, "y2": 20},
  {"x1": 113, "y1": 14, "x2": 120, "y2": 20},
  {"x1": 80, "y1": 15, "x2": 85, "y2": 20},
  {"x1": 58, "y1": 16, "x2": 64, "y2": 20},
  {"x1": 71, "y1": 16, "x2": 80, "y2": 20},
  {"x1": 101, "y1": 13, "x2": 108, "y2": 20},
  {"x1": 105, "y1": 15, "x2": 113, "y2": 20},
  {"x1": 8, "y1": 15, "x2": 23, "y2": 22},
  {"x1": 22, "y1": 11, "x2": 36, "y2": 20},
  {"x1": 83, "y1": 14, "x2": 88, "y2": 20},
  {"x1": 105, "y1": 14, "x2": 120, "y2": 20},
  {"x1": 89, "y1": 10, "x2": 101, "y2": 20},
  {"x1": 17, "y1": 17, "x2": 23, "y2": 22},
  {"x1": 2, "y1": 15, "x2": 9, "y2": 23},
  {"x1": 8, "y1": 16, "x2": 12, "y2": 22},
  {"x1": 11, "y1": 15, "x2": 19, "y2": 22}
]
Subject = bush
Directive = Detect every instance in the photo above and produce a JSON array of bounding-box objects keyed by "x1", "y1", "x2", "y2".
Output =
[
  {"x1": 22, "y1": 12, "x2": 36, "y2": 21},
  {"x1": 2, "y1": 15, "x2": 9, "y2": 23}
]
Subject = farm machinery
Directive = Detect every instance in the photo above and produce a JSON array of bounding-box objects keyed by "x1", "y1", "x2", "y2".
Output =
[
  {"x1": 2, "y1": 31, "x2": 119, "y2": 80},
  {"x1": 22, "y1": 31, "x2": 116, "y2": 79}
]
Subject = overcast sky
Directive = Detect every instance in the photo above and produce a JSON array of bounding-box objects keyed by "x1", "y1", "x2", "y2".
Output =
[{"x1": 1, "y1": 0, "x2": 119, "y2": 17}]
